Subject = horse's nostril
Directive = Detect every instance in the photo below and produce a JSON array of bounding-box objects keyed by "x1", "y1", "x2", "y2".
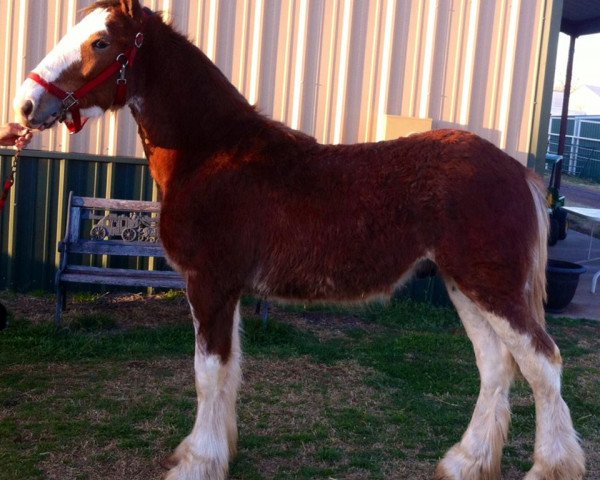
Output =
[{"x1": 21, "y1": 100, "x2": 33, "y2": 118}]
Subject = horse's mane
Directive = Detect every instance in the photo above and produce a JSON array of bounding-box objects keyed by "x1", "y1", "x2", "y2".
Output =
[
  {"x1": 80, "y1": 0, "x2": 315, "y2": 153},
  {"x1": 85, "y1": 0, "x2": 121, "y2": 13}
]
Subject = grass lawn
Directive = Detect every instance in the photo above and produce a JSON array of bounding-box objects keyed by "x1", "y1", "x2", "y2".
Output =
[{"x1": 0, "y1": 292, "x2": 598, "y2": 479}]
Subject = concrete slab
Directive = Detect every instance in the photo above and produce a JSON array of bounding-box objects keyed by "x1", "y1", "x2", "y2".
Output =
[{"x1": 548, "y1": 229, "x2": 600, "y2": 321}]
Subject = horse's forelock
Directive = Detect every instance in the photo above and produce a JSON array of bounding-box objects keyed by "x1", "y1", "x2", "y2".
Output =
[
  {"x1": 85, "y1": 0, "x2": 144, "y2": 19},
  {"x1": 84, "y1": 0, "x2": 121, "y2": 15},
  {"x1": 82, "y1": 0, "x2": 144, "y2": 45}
]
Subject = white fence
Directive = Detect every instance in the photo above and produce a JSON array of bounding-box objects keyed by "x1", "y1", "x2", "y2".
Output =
[{"x1": 548, "y1": 115, "x2": 600, "y2": 181}]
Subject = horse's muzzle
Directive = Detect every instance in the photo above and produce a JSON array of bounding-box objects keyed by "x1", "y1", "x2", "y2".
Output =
[{"x1": 14, "y1": 94, "x2": 61, "y2": 131}]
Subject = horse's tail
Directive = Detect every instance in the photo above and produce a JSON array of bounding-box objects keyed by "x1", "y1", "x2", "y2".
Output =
[{"x1": 526, "y1": 170, "x2": 549, "y2": 327}]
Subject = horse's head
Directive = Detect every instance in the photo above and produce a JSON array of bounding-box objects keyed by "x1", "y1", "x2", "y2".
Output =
[{"x1": 13, "y1": 0, "x2": 145, "y2": 133}]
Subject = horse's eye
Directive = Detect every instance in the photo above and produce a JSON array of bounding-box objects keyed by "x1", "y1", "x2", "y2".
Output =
[{"x1": 92, "y1": 39, "x2": 110, "y2": 50}]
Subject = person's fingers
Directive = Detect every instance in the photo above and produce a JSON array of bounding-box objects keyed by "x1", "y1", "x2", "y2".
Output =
[
  {"x1": 15, "y1": 137, "x2": 30, "y2": 149},
  {"x1": 0, "y1": 131, "x2": 17, "y2": 146},
  {"x1": 0, "y1": 124, "x2": 31, "y2": 147},
  {"x1": 8, "y1": 123, "x2": 28, "y2": 135},
  {"x1": 15, "y1": 126, "x2": 31, "y2": 148}
]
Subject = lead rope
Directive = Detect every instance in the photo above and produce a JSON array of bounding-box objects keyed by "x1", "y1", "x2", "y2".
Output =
[{"x1": 0, "y1": 129, "x2": 31, "y2": 212}]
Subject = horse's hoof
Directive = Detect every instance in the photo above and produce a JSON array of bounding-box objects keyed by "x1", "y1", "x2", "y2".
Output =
[
  {"x1": 525, "y1": 430, "x2": 586, "y2": 480},
  {"x1": 434, "y1": 443, "x2": 501, "y2": 480},
  {"x1": 524, "y1": 461, "x2": 586, "y2": 480},
  {"x1": 160, "y1": 453, "x2": 180, "y2": 470},
  {"x1": 164, "y1": 458, "x2": 228, "y2": 480},
  {"x1": 433, "y1": 463, "x2": 454, "y2": 480}
]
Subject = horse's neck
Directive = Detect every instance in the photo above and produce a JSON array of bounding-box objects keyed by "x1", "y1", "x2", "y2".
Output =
[{"x1": 129, "y1": 19, "x2": 260, "y2": 193}]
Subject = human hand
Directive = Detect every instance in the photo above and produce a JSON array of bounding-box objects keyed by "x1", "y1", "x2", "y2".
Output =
[{"x1": 0, "y1": 123, "x2": 32, "y2": 148}]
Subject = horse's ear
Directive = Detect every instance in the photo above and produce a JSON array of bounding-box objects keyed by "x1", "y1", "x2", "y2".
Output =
[{"x1": 119, "y1": 0, "x2": 143, "y2": 19}]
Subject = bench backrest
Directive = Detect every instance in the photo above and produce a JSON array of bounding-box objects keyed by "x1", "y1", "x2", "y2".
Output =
[{"x1": 63, "y1": 193, "x2": 166, "y2": 258}]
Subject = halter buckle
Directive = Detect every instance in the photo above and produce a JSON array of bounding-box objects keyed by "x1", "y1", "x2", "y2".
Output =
[
  {"x1": 116, "y1": 53, "x2": 129, "y2": 67},
  {"x1": 135, "y1": 33, "x2": 144, "y2": 48},
  {"x1": 117, "y1": 64, "x2": 128, "y2": 84},
  {"x1": 62, "y1": 93, "x2": 79, "y2": 109}
]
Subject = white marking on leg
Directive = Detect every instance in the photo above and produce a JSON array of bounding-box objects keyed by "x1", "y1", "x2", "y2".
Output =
[
  {"x1": 167, "y1": 303, "x2": 242, "y2": 480},
  {"x1": 482, "y1": 312, "x2": 585, "y2": 480},
  {"x1": 436, "y1": 286, "x2": 514, "y2": 480}
]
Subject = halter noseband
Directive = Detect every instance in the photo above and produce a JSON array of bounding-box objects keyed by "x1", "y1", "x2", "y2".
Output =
[{"x1": 27, "y1": 17, "x2": 147, "y2": 134}]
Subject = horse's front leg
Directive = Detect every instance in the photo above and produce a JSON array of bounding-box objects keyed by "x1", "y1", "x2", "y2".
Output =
[{"x1": 165, "y1": 271, "x2": 242, "y2": 480}]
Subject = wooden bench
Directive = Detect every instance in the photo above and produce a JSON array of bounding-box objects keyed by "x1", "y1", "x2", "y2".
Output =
[{"x1": 55, "y1": 193, "x2": 185, "y2": 324}]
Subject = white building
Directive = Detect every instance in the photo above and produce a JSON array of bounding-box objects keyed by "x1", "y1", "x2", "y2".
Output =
[{"x1": 552, "y1": 85, "x2": 600, "y2": 116}]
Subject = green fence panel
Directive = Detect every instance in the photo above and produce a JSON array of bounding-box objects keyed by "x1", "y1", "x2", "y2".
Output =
[{"x1": 0, "y1": 148, "x2": 154, "y2": 291}]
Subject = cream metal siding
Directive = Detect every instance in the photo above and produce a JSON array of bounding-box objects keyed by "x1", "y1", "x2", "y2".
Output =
[{"x1": 2, "y1": 0, "x2": 558, "y2": 165}]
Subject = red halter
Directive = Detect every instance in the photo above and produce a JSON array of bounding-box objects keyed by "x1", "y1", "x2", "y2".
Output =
[{"x1": 28, "y1": 31, "x2": 144, "y2": 134}]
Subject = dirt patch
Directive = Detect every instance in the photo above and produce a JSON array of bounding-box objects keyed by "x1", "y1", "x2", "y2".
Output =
[
  {"x1": 33, "y1": 359, "x2": 190, "y2": 480},
  {"x1": 0, "y1": 291, "x2": 192, "y2": 328},
  {"x1": 239, "y1": 357, "x2": 380, "y2": 477},
  {"x1": 42, "y1": 445, "x2": 161, "y2": 480},
  {"x1": 272, "y1": 307, "x2": 386, "y2": 340}
]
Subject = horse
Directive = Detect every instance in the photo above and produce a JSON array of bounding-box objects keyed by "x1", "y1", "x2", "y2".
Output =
[{"x1": 13, "y1": 1, "x2": 585, "y2": 479}]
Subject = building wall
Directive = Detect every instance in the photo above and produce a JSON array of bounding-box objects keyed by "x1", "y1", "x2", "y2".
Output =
[
  {"x1": 2, "y1": 0, "x2": 554, "y2": 165},
  {"x1": 566, "y1": 86, "x2": 600, "y2": 115}
]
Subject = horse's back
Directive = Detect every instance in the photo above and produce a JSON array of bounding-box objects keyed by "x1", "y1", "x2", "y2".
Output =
[{"x1": 246, "y1": 128, "x2": 540, "y2": 302}]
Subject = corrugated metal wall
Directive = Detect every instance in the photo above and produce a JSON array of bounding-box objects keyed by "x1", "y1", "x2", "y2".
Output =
[
  {"x1": 2, "y1": 0, "x2": 550, "y2": 163},
  {"x1": 0, "y1": 0, "x2": 557, "y2": 291}
]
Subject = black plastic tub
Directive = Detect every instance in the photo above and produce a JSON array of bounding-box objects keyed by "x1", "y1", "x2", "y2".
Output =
[{"x1": 545, "y1": 259, "x2": 587, "y2": 313}]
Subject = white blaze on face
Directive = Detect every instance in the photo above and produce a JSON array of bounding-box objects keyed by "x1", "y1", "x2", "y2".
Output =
[
  {"x1": 34, "y1": 8, "x2": 110, "y2": 81},
  {"x1": 13, "y1": 8, "x2": 110, "y2": 122}
]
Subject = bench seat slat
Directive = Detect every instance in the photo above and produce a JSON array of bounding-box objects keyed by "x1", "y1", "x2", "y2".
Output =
[
  {"x1": 72, "y1": 196, "x2": 161, "y2": 211},
  {"x1": 61, "y1": 265, "x2": 185, "y2": 288},
  {"x1": 67, "y1": 239, "x2": 166, "y2": 257}
]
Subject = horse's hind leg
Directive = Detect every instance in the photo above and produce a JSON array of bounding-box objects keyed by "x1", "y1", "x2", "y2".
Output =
[
  {"x1": 165, "y1": 272, "x2": 242, "y2": 480},
  {"x1": 435, "y1": 284, "x2": 515, "y2": 480},
  {"x1": 478, "y1": 306, "x2": 585, "y2": 480},
  {"x1": 438, "y1": 273, "x2": 585, "y2": 480}
]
